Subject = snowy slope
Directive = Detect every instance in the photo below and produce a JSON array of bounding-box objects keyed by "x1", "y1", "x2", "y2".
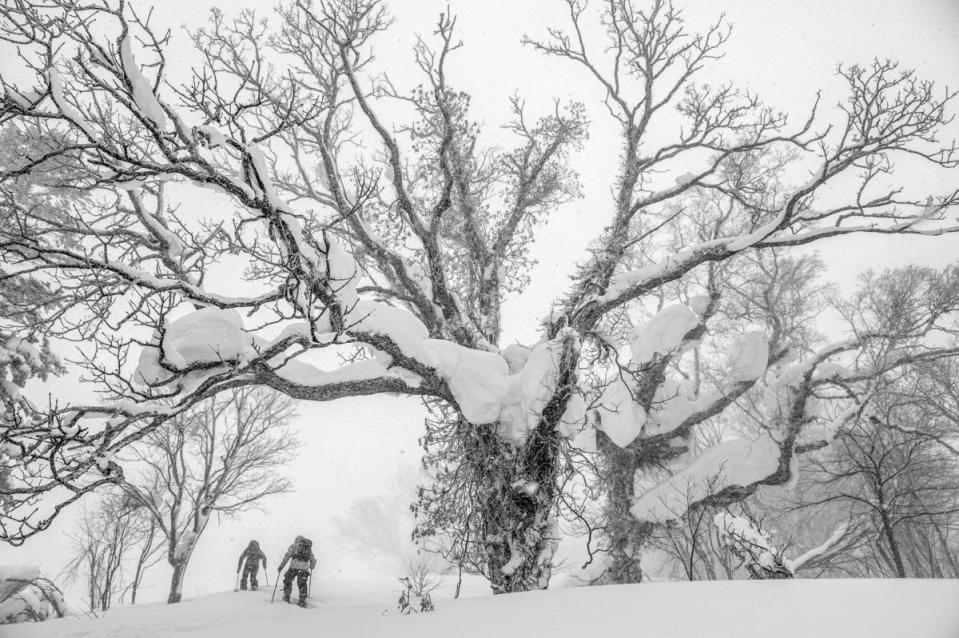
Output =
[{"x1": 6, "y1": 579, "x2": 959, "y2": 638}]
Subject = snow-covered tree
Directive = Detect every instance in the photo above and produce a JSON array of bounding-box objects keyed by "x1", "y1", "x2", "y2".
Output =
[
  {"x1": 576, "y1": 238, "x2": 825, "y2": 583},
  {"x1": 0, "y1": 124, "x2": 71, "y2": 519},
  {"x1": 118, "y1": 387, "x2": 298, "y2": 603},
  {"x1": 1, "y1": 0, "x2": 957, "y2": 593},
  {"x1": 586, "y1": 259, "x2": 959, "y2": 582}
]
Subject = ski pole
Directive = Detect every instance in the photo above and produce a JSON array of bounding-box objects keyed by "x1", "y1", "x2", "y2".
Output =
[
  {"x1": 271, "y1": 572, "x2": 280, "y2": 603},
  {"x1": 234, "y1": 571, "x2": 240, "y2": 592},
  {"x1": 308, "y1": 571, "x2": 312, "y2": 599}
]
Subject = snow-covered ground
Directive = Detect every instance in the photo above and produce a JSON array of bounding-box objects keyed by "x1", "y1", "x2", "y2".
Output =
[{"x1": 6, "y1": 579, "x2": 959, "y2": 638}]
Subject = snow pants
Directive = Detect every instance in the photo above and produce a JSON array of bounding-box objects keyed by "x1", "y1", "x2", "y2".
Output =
[
  {"x1": 282, "y1": 568, "x2": 309, "y2": 604},
  {"x1": 240, "y1": 563, "x2": 260, "y2": 591}
]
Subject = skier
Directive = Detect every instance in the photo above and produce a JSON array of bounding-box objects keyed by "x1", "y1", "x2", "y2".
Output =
[
  {"x1": 277, "y1": 535, "x2": 316, "y2": 607},
  {"x1": 237, "y1": 540, "x2": 267, "y2": 591}
]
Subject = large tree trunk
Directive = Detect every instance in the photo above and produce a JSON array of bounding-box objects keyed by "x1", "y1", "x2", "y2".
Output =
[
  {"x1": 596, "y1": 434, "x2": 652, "y2": 584},
  {"x1": 468, "y1": 422, "x2": 562, "y2": 594},
  {"x1": 167, "y1": 560, "x2": 189, "y2": 604},
  {"x1": 482, "y1": 486, "x2": 557, "y2": 594},
  {"x1": 167, "y1": 530, "x2": 200, "y2": 604},
  {"x1": 424, "y1": 333, "x2": 578, "y2": 594}
]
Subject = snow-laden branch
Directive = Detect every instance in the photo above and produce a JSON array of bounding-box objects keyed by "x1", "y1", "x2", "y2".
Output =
[{"x1": 632, "y1": 436, "x2": 783, "y2": 523}]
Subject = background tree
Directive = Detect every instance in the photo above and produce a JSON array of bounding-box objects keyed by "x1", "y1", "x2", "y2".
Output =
[
  {"x1": 0, "y1": 0, "x2": 956, "y2": 595},
  {"x1": 580, "y1": 234, "x2": 827, "y2": 582},
  {"x1": 622, "y1": 264, "x2": 959, "y2": 582},
  {"x1": 62, "y1": 491, "x2": 163, "y2": 614},
  {"x1": 794, "y1": 370, "x2": 959, "y2": 578},
  {"x1": 120, "y1": 386, "x2": 298, "y2": 603}
]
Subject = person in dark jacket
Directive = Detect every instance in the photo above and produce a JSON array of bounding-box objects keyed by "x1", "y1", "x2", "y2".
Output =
[
  {"x1": 237, "y1": 540, "x2": 267, "y2": 591},
  {"x1": 277, "y1": 535, "x2": 316, "y2": 606}
]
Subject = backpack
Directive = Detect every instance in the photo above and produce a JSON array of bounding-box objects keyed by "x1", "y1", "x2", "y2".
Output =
[{"x1": 292, "y1": 537, "x2": 312, "y2": 561}]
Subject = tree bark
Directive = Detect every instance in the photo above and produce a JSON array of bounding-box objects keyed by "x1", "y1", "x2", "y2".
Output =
[
  {"x1": 596, "y1": 434, "x2": 652, "y2": 584},
  {"x1": 167, "y1": 560, "x2": 189, "y2": 604},
  {"x1": 131, "y1": 560, "x2": 145, "y2": 605},
  {"x1": 482, "y1": 480, "x2": 558, "y2": 593},
  {"x1": 468, "y1": 422, "x2": 561, "y2": 594},
  {"x1": 167, "y1": 531, "x2": 199, "y2": 604},
  {"x1": 878, "y1": 509, "x2": 907, "y2": 578},
  {"x1": 131, "y1": 519, "x2": 159, "y2": 605}
]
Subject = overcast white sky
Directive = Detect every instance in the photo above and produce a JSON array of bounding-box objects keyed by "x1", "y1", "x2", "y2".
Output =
[{"x1": 3, "y1": 0, "x2": 959, "y2": 606}]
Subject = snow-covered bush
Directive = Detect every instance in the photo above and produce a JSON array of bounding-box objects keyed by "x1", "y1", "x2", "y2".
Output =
[
  {"x1": 404, "y1": 557, "x2": 445, "y2": 602},
  {"x1": 397, "y1": 576, "x2": 434, "y2": 615},
  {"x1": 0, "y1": 566, "x2": 67, "y2": 624},
  {"x1": 713, "y1": 513, "x2": 793, "y2": 580}
]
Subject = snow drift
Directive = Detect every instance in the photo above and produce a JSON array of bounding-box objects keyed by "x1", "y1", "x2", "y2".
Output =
[{"x1": 5, "y1": 579, "x2": 957, "y2": 638}]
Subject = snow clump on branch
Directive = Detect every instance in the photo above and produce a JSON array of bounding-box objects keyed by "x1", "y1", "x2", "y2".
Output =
[
  {"x1": 630, "y1": 435, "x2": 782, "y2": 523},
  {"x1": 119, "y1": 34, "x2": 168, "y2": 130}
]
